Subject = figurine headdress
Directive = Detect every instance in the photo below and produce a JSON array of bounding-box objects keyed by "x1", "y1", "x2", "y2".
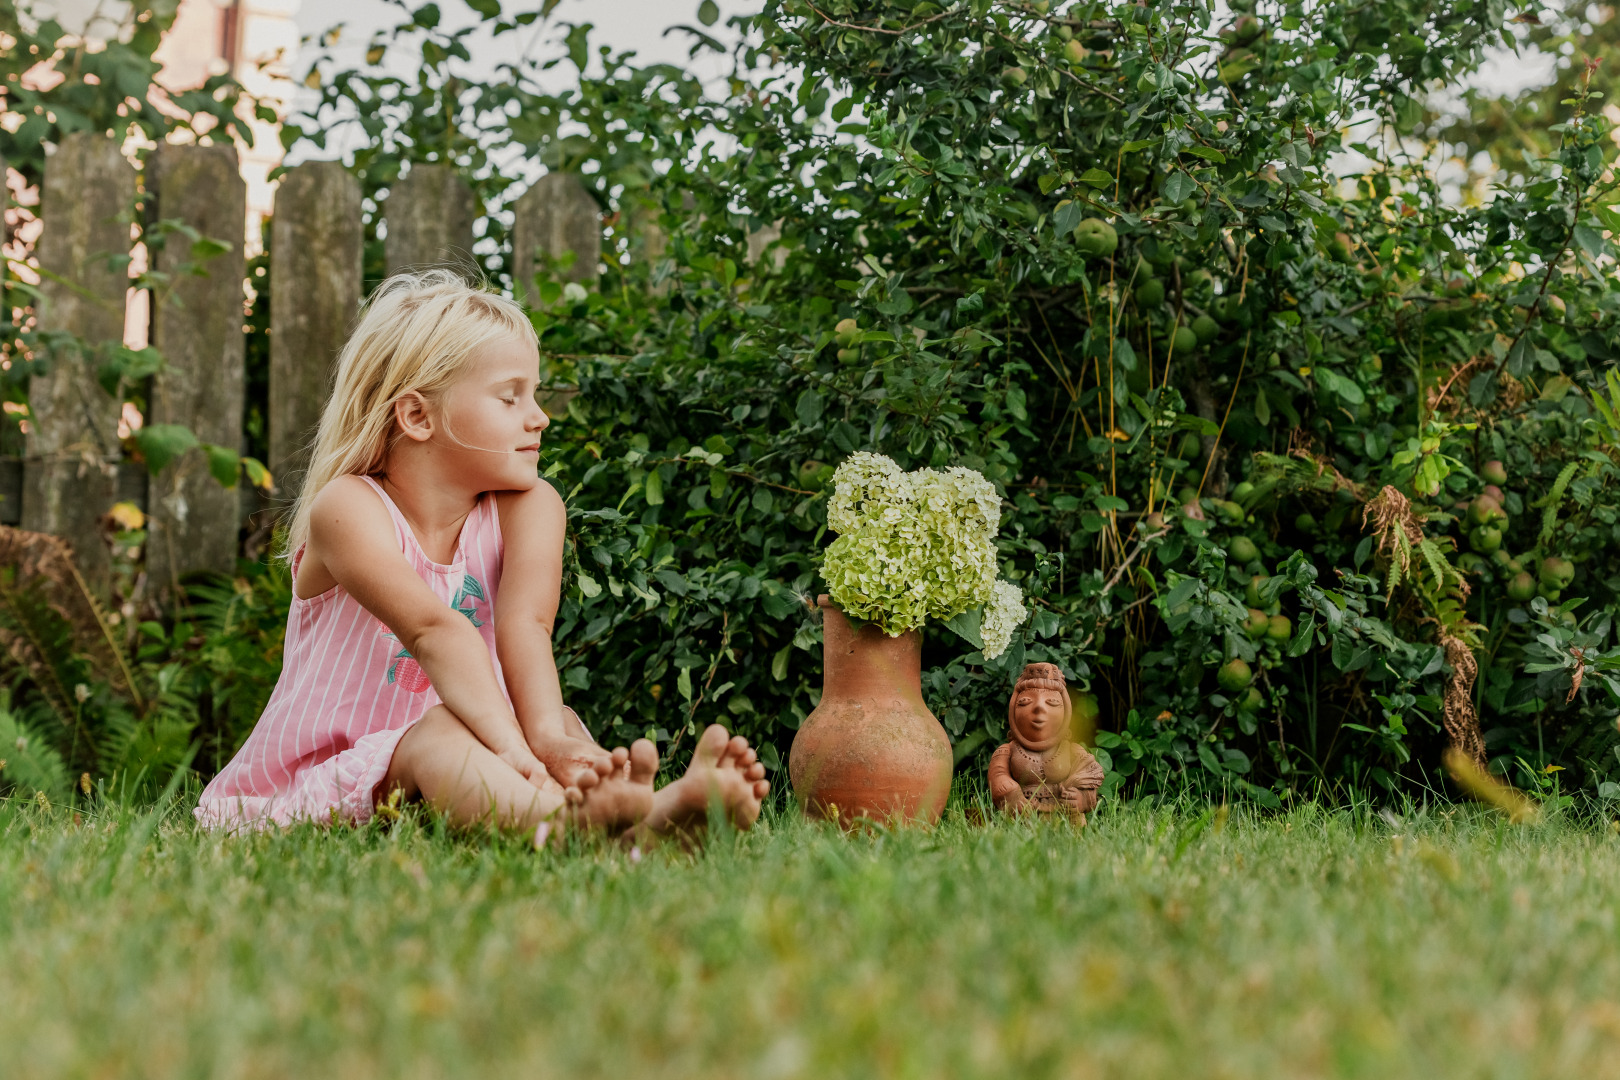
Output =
[{"x1": 1008, "y1": 662, "x2": 1072, "y2": 747}]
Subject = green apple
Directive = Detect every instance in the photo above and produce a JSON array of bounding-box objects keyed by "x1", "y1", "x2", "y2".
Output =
[
  {"x1": 1468, "y1": 525, "x2": 1502, "y2": 554},
  {"x1": 1073, "y1": 218, "x2": 1119, "y2": 257},
  {"x1": 1135, "y1": 278, "x2": 1166, "y2": 308},
  {"x1": 1506, "y1": 571, "x2": 1536, "y2": 602},
  {"x1": 1539, "y1": 556, "x2": 1575, "y2": 590},
  {"x1": 1217, "y1": 658, "x2": 1253, "y2": 692}
]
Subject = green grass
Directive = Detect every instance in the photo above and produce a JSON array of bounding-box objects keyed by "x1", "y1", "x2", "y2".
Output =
[{"x1": 5, "y1": 789, "x2": 1620, "y2": 1079}]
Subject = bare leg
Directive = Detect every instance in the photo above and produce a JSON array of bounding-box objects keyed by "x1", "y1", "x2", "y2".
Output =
[
  {"x1": 641, "y1": 724, "x2": 771, "y2": 839},
  {"x1": 383, "y1": 706, "x2": 646, "y2": 845}
]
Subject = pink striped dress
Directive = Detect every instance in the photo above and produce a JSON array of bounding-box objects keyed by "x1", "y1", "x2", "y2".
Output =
[{"x1": 196, "y1": 476, "x2": 514, "y2": 829}]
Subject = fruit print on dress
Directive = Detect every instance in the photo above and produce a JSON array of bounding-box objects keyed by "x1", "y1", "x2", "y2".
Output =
[{"x1": 380, "y1": 572, "x2": 489, "y2": 693}]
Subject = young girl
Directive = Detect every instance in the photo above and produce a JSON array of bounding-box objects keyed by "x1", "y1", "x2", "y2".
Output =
[{"x1": 197, "y1": 272, "x2": 769, "y2": 845}]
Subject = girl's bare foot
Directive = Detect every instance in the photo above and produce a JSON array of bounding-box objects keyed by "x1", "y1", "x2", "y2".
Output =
[
  {"x1": 533, "y1": 743, "x2": 659, "y2": 848},
  {"x1": 572, "y1": 741, "x2": 658, "y2": 827},
  {"x1": 641, "y1": 724, "x2": 770, "y2": 838}
]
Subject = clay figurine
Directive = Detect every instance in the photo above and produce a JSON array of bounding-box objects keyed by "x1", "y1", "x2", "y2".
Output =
[{"x1": 988, "y1": 663, "x2": 1106, "y2": 822}]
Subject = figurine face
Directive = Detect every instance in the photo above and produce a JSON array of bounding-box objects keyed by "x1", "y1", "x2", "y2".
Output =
[{"x1": 1011, "y1": 688, "x2": 1068, "y2": 751}]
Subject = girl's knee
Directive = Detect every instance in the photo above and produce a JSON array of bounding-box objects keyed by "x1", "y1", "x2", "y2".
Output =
[
  {"x1": 412, "y1": 704, "x2": 470, "y2": 740},
  {"x1": 387, "y1": 705, "x2": 472, "y2": 790}
]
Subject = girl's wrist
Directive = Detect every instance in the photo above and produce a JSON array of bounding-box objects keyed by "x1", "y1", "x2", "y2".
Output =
[{"x1": 467, "y1": 712, "x2": 528, "y2": 758}]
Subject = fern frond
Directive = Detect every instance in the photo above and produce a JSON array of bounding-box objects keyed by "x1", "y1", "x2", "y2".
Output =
[
  {"x1": 0, "y1": 703, "x2": 70, "y2": 800},
  {"x1": 1419, "y1": 538, "x2": 1448, "y2": 590},
  {"x1": 0, "y1": 574, "x2": 95, "y2": 759},
  {"x1": 1538, "y1": 461, "x2": 1580, "y2": 546},
  {"x1": 1592, "y1": 381, "x2": 1620, "y2": 440},
  {"x1": 0, "y1": 527, "x2": 140, "y2": 708},
  {"x1": 1394, "y1": 526, "x2": 1413, "y2": 577}
]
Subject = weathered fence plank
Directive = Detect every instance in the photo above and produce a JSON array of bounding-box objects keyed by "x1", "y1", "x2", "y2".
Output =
[
  {"x1": 269, "y1": 161, "x2": 363, "y2": 500},
  {"x1": 22, "y1": 132, "x2": 134, "y2": 590},
  {"x1": 512, "y1": 172, "x2": 600, "y2": 304},
  {"x1": 384, "y1": 165, "x2": 476, "y2": 275},
  {"x1": 147, "y1": 144, "x2": 247, "y2": 592}
]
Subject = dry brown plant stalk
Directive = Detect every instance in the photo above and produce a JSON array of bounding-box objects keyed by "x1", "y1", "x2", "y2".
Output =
[
  {"x1": 0, "y1": 526, "x2": 140, "y2": 710},
  {"x1": 1361, "y1": 485, "x2": 1424, "y2": 581},
  {"x1": 1440, "y1": 635, "x2": 1486, "y2": 767},
  {"x1": 1287, "y1": 430, "x2": 1362, "y2": 498},
  {"x1": 1442, "y1": 747, "x2": 1537, "y2": 823},
  {"x1": 1360, "y1": 487, "x2": 1484, "y2": 762}
]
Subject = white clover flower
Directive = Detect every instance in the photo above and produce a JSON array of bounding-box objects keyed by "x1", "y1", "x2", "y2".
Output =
[{"x1": 980, "y1": 579, "x2": 1028, "y2": 661}]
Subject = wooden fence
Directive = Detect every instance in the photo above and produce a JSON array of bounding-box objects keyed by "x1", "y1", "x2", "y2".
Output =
[{"x1": 3, "y1": 131, "x2": 604, "y2": 597}]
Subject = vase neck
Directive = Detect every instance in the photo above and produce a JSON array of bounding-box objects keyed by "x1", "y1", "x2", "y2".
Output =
[{"x1": 819, "y1": 601, "x2": 924, "y2": 702}]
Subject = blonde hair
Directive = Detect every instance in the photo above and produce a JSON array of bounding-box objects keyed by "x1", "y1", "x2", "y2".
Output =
[{"x1": 283, "y1": 270, "x2": 538, "y2": 558}]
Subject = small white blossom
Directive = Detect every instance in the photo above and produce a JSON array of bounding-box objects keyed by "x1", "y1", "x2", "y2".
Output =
[{"x1": 980, "y1": 579, "x2": 1029, "y2": 660}]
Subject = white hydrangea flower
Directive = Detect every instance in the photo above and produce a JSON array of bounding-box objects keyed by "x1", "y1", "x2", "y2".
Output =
[
  {"x1": 820, "y1": 452, "x2": 1009, "y2": 636},
  {"x1": 980, "y1": 579, "x2": 1028, "y2": 661},
  {"x1": 827, "y1": 452, "x2": 910, "y2": 536}
]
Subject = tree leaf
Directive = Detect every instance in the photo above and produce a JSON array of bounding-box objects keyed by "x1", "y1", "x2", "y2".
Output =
[
  {"x1": 1053, "y1": 199, "x2": 1085, "y2": 236},
  {"x1": 943, "y1": 606, "x2": 984, "y2": 648},
  {"x1": 134, "y1": 424, "x2": 198, "y2": 475},
  {"x1": 1573, "y1": 224, "x2": 1607, "y2": 259},
  {"x1": 202, "y1": 443, "x2": 240, "y2": 489},
  {"x1": 795, "y1": 389, "x2": 824, "y2": 427}
]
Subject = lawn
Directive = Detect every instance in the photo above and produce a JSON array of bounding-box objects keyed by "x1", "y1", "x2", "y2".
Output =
[{"x1": 4, "y1": 788, "x2": 1620, "y2": 1079}]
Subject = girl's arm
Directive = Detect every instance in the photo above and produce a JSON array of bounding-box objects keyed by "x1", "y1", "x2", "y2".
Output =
[
  {"x1": 305, "y1": 476, "x2": 548, "y2": 783},
  {"x1": 494, "y1": 482, "x2": 616, "y2": 781}
]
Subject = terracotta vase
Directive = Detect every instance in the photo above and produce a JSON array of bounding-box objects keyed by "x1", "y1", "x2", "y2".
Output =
[{"x1": 788, "y1": 596, "x2": 953, "y2": 826}]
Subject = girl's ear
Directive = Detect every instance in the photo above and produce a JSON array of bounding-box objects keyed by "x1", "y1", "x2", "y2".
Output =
[{"x1": 394, "y1": 391, "x2": 434, "y2": 443}]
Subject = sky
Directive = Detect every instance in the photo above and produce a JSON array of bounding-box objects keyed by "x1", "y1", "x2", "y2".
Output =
[
  {"x1": 290, "y1": 0, "x2": 758, "y2": 85},
  {"x1": 289, "y1": 0, "x2": 1562, "y2": 96},
  {"x1": 281, "y1": 0, "x2": 1567, "y2": 180},
  {"x1": 281, "y1": 0, "x2": 759, "y2": 169}
]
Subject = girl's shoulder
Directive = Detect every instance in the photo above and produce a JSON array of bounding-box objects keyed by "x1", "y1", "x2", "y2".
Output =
[
  {"x1": 494, "y1": 479, "x2": 566, "y2": 534},
  {"x1": 311, "y1": 472, "x2": 386, "y2": 511},
  {"x1": 295, "y1": 476, "x2": 398, "y2": 600},
  {"x1": 307, "y1": 474, "x2": 400, "y2": 543}
]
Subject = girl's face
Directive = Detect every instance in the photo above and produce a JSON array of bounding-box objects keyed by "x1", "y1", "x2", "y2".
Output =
[{"x1": 433, "y1": 334, "x2": 550, "y2": 492}]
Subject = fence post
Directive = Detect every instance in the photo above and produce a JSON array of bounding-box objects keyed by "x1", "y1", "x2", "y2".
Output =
[
  {"x1": 384, "y1": 164, "x2": 476, "y2": 275},
  {"x1": 22, "y1": 132, "x2": 133, "y2": 590},
  {"x1": 511, "y1": 172, "x2": 600, "y2": 304},
  {"x1": 269, "y1": 161, "x2": 362, "y2": 503},
  {"x1": 146, "y1": 144, "x2": 247, "y2": 592}
]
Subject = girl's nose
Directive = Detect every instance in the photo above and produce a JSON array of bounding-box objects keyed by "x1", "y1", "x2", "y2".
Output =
[{"x1": 532, "y1": 402, "x2": 551, "y2": 432}]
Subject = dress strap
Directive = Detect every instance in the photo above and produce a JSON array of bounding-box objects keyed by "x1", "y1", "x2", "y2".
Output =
[{"x1": 357, "y1": 475, "x2": 410, "y2": 555}]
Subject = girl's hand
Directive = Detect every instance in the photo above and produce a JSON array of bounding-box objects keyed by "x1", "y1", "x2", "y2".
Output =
[{"x1": 497, "y1": 743, "x2": 557, "y2": 792}]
